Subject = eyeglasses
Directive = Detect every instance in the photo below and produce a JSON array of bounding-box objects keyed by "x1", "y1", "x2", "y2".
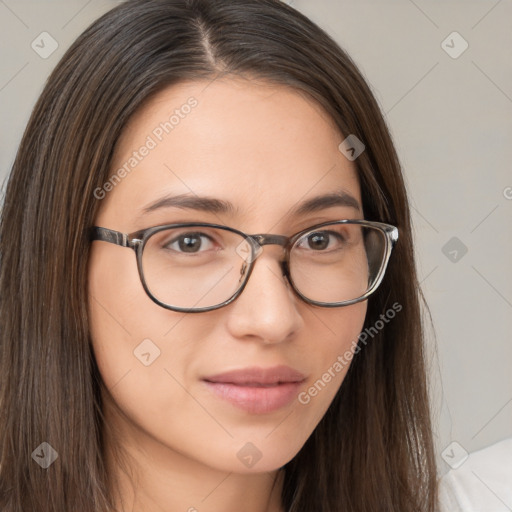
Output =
[{"x1": 89, "y1": 220, "x2": 398, "y2": 313}]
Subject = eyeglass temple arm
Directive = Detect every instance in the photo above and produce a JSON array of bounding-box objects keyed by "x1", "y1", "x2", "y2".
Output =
[{"x1": 89, "y1": 227, "x2": 131, "y2": 248}]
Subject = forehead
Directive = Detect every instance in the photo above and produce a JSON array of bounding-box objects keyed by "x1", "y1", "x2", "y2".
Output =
[{"x1": 97, "y1": 76, "x2": 361, "y2": 229}]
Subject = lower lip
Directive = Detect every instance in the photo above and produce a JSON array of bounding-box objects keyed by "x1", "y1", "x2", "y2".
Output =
[{"x1": 202, "y1": 380, "x2": 303, "y2": 414}]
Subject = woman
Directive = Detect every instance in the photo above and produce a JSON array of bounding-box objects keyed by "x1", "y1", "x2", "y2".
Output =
[{"x1": 0, "y1": 0, "x2": 439, "y2": 510}]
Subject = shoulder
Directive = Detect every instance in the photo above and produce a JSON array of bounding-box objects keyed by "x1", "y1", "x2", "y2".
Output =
[{"x1": 437, "y1": 437, "x2": 512, "y2": 512}]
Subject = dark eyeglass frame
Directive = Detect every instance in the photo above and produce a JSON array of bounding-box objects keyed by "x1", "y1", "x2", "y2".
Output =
[{"x1": 89, "y1": 219, "x2": 398, "y2": 313}]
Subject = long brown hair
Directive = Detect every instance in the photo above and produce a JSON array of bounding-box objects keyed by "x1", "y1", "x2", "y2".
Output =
[{"x1": 0, "y1": 0, "x2": 438, "y2": 510}]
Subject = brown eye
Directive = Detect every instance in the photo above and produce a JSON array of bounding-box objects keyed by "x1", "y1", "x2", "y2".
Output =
[
  {"x1": 306, "y1": 232, "x2": 329, "y2": 250},
  {"x1": 296, "y1": 230, "x2": 344, "y2": 251},
  {"x1": 164, "y1": 232, "x2": 215, "y2": 253}
]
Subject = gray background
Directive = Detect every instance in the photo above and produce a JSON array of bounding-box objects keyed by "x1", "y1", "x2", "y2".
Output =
[{"x1": 1, "y1": 0, "x2": 511, "y2": 478}]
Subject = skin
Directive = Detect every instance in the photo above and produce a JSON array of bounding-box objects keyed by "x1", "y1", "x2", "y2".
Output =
[{"x1": 87, "y1": 76, "x2": 367, "y2": 512}]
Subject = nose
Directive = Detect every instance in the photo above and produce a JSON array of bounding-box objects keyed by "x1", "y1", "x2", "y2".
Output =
[{"x1": 224, "y1": 246, "x2": 304, "y2": 344}]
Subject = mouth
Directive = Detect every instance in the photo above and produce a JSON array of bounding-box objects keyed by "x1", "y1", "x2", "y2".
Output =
[
  {"x1": 202, "y1": 365, "x2": 306, "y2": 414},
  {"x1": 208, "y1": 381, "x2": 290, "y2": 387}
]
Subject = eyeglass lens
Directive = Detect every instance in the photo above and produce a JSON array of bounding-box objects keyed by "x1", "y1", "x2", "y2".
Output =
[{"x1": 141, "y1": 223, "x2": 387, "y2": 310}]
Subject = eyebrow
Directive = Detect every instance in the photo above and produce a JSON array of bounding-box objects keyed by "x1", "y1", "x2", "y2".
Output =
[
  {"x1": 139, "y1": 194, "x2": 236, "y2": 216},
  {"x1": 138, "y1": 190, "x2": 361, "y2": 217},
  {"x1": 291, "y1": 191, "x2": 361, "y2": 215}
]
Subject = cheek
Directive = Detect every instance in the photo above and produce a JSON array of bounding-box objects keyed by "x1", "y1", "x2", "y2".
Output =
[
  {"x1": 314, "y1": 301, "x2": 367, "y2": 366},
  {"x1": 300, "y1": 300, "x2": 367, "y2": 369},
  {"x1": 88, "y1": 243, "x2": 141, "y2": 386},
  {"x1": 87, "y1": 242, "x2": 215, "y2": 434},
  {"x1": 292, "y1": 301, "x2": 367, "y2": 421},
  {"x1": 87, "y1": 243, "x2": 197, "y2": 389}
]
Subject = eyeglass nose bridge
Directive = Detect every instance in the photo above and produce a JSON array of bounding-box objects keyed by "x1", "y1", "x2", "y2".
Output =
[
  {"x1": 251, "y1": 233, "x2": 289, "y2": 247},
  {"x1": 244, "y1": 233, "x2": 290, "y2": 262},
  {"x1": 243, "y1": 234, "x2": 291, "y2": 279}
]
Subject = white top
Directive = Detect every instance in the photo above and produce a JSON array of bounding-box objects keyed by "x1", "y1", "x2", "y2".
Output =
[{"x1": 437, "y1": 437, "x2": 512, "y2": 511}]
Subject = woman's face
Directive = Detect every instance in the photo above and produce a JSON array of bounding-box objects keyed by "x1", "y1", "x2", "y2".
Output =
[{"x1": 88, "y1": 76, "x2": 367, "y2": 474}]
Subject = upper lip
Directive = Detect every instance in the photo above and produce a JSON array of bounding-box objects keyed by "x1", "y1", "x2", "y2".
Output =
[{"x1": 203, "y1": 365, "x2": 306, "y2": 385}]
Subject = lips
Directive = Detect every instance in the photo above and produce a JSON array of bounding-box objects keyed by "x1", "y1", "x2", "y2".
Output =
[
  {"x1": 203, "y1": 365, "x2": 306, "y2": 386},
  {"x1": 202, "y1": 365, "x2": 306, "y2": 414}
]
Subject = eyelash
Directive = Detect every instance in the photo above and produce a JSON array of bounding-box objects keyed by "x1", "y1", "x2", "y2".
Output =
[
  {"x1": 159, "y1": 229, "x2": 348, "y2": 255},
  {"x1": 162, "y1": 231, "x2": 219, "y2": 252}
]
